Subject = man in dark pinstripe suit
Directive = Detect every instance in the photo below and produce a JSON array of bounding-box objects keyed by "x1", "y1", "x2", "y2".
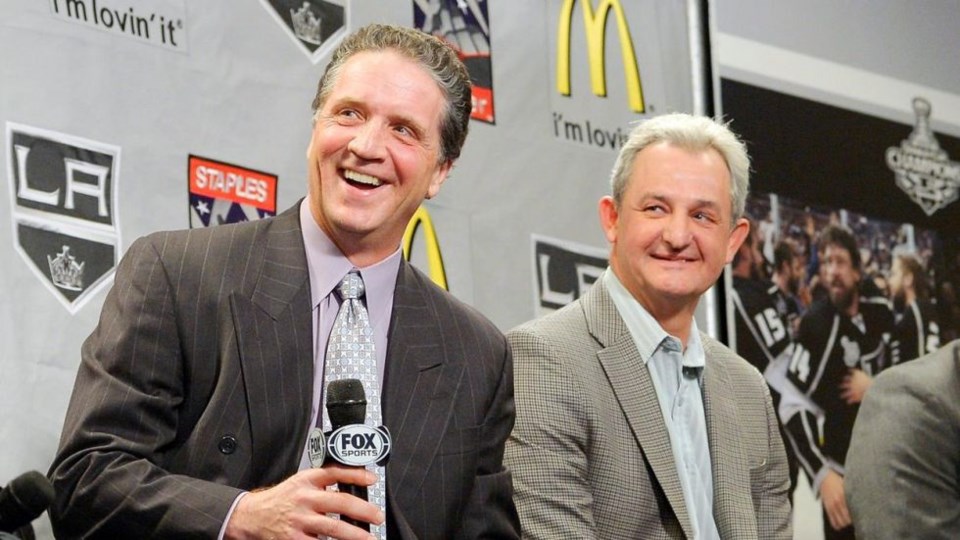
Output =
[
  {"x1": 505, "y1": 113, "x2": 792, "y2": 539},
  {"x1": 49, "y1": 24, "x2": 518, "y2": 540}
]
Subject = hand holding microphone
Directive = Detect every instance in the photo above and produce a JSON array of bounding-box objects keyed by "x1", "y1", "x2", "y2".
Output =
[
  {"x1": 308, "y1": 379, "x2": 391, "y2": 531},
  {"x1": 226, "y1": 379, "x2": 390, "y2": 539}
]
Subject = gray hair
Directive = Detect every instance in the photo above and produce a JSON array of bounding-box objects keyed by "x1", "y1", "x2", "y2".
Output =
[
  {"x1": 311, "y1": 23, "x2": 472, "y2": 164},
  {"x1": 609, "y1": 113, "x2": 750, "y2": 221}
]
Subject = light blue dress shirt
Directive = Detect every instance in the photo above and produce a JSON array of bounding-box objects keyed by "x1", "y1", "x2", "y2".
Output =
[{"x1": 605, "y1": 269, "x2": 721, "y2": 540}]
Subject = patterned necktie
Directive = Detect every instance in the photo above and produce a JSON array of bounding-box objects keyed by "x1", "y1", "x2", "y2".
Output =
[{"x1": 323, "y1": 271, "x2": 386, "y2": 539}]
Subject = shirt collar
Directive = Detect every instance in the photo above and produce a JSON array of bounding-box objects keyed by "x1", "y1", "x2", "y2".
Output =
[
  {"x1": 604, "y1": 268, "x2": 705, "y2": 369},
  {"x1": 299, "y1": 200, "x2": 402, "y2": 317}
]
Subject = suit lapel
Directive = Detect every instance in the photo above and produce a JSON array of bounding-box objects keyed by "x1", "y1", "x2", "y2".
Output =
[
  {"x1": 381, "y1": 262, "x2": 462, "y2": 514},
  {"x1": 702, "y1": 337, "x2": 757, "y2": 539},
  {"x1": 584, "y1": 280, "x2": 694, "y2": 538},
  {"x1": 234, "y1": 206, "x2": 314, "y2": 480}
]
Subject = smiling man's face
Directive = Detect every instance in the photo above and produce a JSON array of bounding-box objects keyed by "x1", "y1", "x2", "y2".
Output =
[
  {"x1": 307, "y1": 49, "x2": 451, "y2": 266},
  {"x1": 600, "y1": 141, "x2": 748, "y2": 317}
]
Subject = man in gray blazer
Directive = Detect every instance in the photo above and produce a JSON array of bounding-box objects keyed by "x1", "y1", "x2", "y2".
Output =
[
  {"x1": 49, "y1": 24, "x2": 519, "y2": 539},
  {"x1": 845, "y1": 339, "x2": 960, "y2": 539},
  {"x1": 504, "y1": 113, "x2": 792, "y2": 539}
]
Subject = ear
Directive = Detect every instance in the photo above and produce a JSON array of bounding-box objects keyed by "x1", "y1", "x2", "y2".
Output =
[
  {"x1": 306, "y1": 121, "x2": 320, "y2": 160},
  {"x1": 598, "y1": 196, "x2": 619, "y2": 244},
  {"x1": 725, "y1": 217, "x2": 751, "y2": 264},
  {"x1": 424, "y1": 159, "x2": 452, "y2": 200}
]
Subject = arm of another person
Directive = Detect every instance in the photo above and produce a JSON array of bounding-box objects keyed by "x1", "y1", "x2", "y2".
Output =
[
  {"x1": 48, "y1": 236, "x2": 243, "y2": 538},
  {"x1": 49, "y1": 236, "x2": 381, "y2": 539},
  {"x1": 780, "y1": 336, "x2": 829, "y2": 489},
  {"x1": 456, "y1": 334, "x2": 521, "y2": 539},
  {"x1": 504, "y1": 328, "x2": 599, "y2": 540},
  {"x1": 782, "y1": 316, "x2": 851, "y2": 530},
  {"x1": 845, "y1": 366, "x2": 960, "y2": 540}
]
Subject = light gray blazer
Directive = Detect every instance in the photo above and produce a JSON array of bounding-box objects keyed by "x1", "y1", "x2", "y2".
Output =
[
  {"x1": 846, "y1": 339, "x2": 960, "y2": 540},
  {"x1": 504, "y1": 277, "x2": 791, "y2": 539}
]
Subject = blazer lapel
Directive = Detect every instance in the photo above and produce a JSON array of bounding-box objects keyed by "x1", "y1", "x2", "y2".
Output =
[
  {"x1": 584, "y1": 280, "x2": 694, "y2": 538},
  {"x1": 234, "y1": 206, "x2": 314, "y2": 480},
  {"x1": 381, "y1": 262, "x2": 462, "y2": 518},
  {"x1": 702, "y1": 338, "x2": 757, "y2": 539}
]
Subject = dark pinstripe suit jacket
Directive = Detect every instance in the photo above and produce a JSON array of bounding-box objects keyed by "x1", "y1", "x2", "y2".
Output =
[
  {"x1": 49, "y1": 204, "x2": 519, "y2": 539},
  {"x1": 504, "y1": 277, "x2": 791, "y2": 539}
]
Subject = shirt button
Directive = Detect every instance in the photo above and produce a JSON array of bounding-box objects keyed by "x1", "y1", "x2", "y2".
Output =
[{"x1": 218, "y1": 435, "x2": 238, "y2": 455}]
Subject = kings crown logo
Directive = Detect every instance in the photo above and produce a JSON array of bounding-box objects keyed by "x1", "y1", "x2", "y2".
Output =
[
  {"x1": 48, "y1": 245, "x2": 85, "y2": 291},
  {"x1": 885, "y1": 97, "x2": 960, "y2": 216},
  {"x1": 290, "y1": 2, "x2": 322, "y2": 45}
]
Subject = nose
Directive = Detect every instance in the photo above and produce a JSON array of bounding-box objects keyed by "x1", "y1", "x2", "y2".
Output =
[
  {"x1": 347, "y1": 121, "x2": 387, "y2": 160},
  {"x1": 662, "y1": 214, "x2": 692, "y2": 248}
]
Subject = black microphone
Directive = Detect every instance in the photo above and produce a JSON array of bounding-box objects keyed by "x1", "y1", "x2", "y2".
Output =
[
  {"x1": 325, "y1": 379, "x2": 370, "y2": 531},
  {"x1": 0, "y1": 471, "x2": 54, "y2": 536}
]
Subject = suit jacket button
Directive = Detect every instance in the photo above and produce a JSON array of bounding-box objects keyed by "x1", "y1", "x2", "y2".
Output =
[{"x1": 219, "y1": 435, "x2": 238, "y2": 455}]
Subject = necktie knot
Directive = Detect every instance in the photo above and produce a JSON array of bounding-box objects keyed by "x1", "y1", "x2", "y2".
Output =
[{"x1": 338, "y1": 271, "x2": 365, "y2": 300}]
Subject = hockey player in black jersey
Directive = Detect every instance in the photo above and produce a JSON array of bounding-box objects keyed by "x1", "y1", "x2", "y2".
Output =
[
  {"x1": 730, "y1": 226, "x2": 800, "y2": 499},
  {"x1": 889, "y1": 254, "x2": 940, "y2": 362},
  {"x1": 780, "y1": 225, "x2": 895, "y2": 540}
]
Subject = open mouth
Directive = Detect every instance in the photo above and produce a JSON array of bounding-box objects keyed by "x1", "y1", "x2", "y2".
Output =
[{"x1": 344, "y1": 169, "x2": 382, "y2": 189}]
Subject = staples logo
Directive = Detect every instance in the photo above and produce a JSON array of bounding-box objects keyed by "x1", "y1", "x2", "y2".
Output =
[{"x1": 188, "y1": 155, "x2": 277, "y2": 228}]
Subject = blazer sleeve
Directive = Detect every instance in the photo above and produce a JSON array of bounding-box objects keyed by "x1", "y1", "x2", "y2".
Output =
[
  {"x1": 456, "y1": 335, "x2": 521, "y2": 539},
  {"x1": 845, "y1": 361, "x2": 960, "y2": 539},
  {"x1": 48, "y1": 235, "x2": 241, "y2": 539},
  {"x1": 504, "y1": 326, "x2": 599, "y2": 540}
]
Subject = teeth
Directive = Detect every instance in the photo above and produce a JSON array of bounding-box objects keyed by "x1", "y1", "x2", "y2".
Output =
[{"x1": 344, "y1": 170, "x2": 382, "y2": 187}]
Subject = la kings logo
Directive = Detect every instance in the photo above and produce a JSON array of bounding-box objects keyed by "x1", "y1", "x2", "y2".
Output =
[
  {"x1": 260, "y1": 0, "x2": 350, "y2": 64},
  {"x1": 6, "y1": 123, "x2": 120, "y2": 314},
  {"x1": 885, "y1": 97, "x2": 960, "y2": 216}
]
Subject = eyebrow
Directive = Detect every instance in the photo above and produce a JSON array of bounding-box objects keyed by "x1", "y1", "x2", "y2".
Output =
[
  {"x1": 329, "y1": 95, "x2": 431, "y2": 133},
  {"x1": 644, "y1": 193, "x2": 723, "y2": 211}
]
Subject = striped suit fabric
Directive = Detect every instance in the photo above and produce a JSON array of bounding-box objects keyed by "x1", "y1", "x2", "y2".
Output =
[{"x1": 49, "y1": 203, "x2": 519, "y2": 539}]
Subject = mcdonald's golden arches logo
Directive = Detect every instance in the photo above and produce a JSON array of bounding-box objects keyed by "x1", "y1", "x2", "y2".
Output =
[
  {"x1": 402, "y1": 206, "x2": 448, "y2": 290},
  {"x1": 556, "y1": 0, "x2": 645, "y2": 113}
]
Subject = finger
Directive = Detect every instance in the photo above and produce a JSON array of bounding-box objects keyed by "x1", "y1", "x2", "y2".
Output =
[
  {"x1": 307, "y1": 514, "x2": 377, "y2": 540},
  {"x1": 827, "y1": 507, "x2": 842, "y2": 530},
  {"x1": 837, "y1": 499, "x2": 852, "y2": 528},
  {"x1": 304, "y1": 465, "x2": 378, "y2": 489},
  {"x1": 313, "y1": 490, "x2": 385, "y2": 527}
]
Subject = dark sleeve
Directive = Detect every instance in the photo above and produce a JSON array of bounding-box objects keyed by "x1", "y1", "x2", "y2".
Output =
[
  {"x1": 780, "y1": 311, "x2": 831, "y2": 485},
  {"x1": 786, "y1": 310, "x2": 830, "y2": 395},
  {"x1": 48, "y1": 235, "x2": 240, "y2": 539},
  {"x1": 457, "y1": 333, "x2": 521, "y2": 539},
  {"x1": 846, "y1": 364, "x2": 960, "y2": 539}
]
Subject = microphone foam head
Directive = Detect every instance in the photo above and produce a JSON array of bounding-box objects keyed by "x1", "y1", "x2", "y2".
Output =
[
  {"x1": 0, "y1": 470, "x2": 55, "y2": 531},
  {"x1": 326, "y1": 379, "x2": 367, "y2": 427},
  {"x1": 9, "y1": 471, "x2": 54, "y2": 512}
]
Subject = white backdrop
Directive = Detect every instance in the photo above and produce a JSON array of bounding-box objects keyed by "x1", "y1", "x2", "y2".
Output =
[{"x1": 3, "y1": 1, "x2": 956, "y2": 538}]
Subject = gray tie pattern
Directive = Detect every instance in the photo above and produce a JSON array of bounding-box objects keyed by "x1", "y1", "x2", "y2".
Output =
[{"x1": 324, "y1": 271, "x2": 385, "y2": 539}]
